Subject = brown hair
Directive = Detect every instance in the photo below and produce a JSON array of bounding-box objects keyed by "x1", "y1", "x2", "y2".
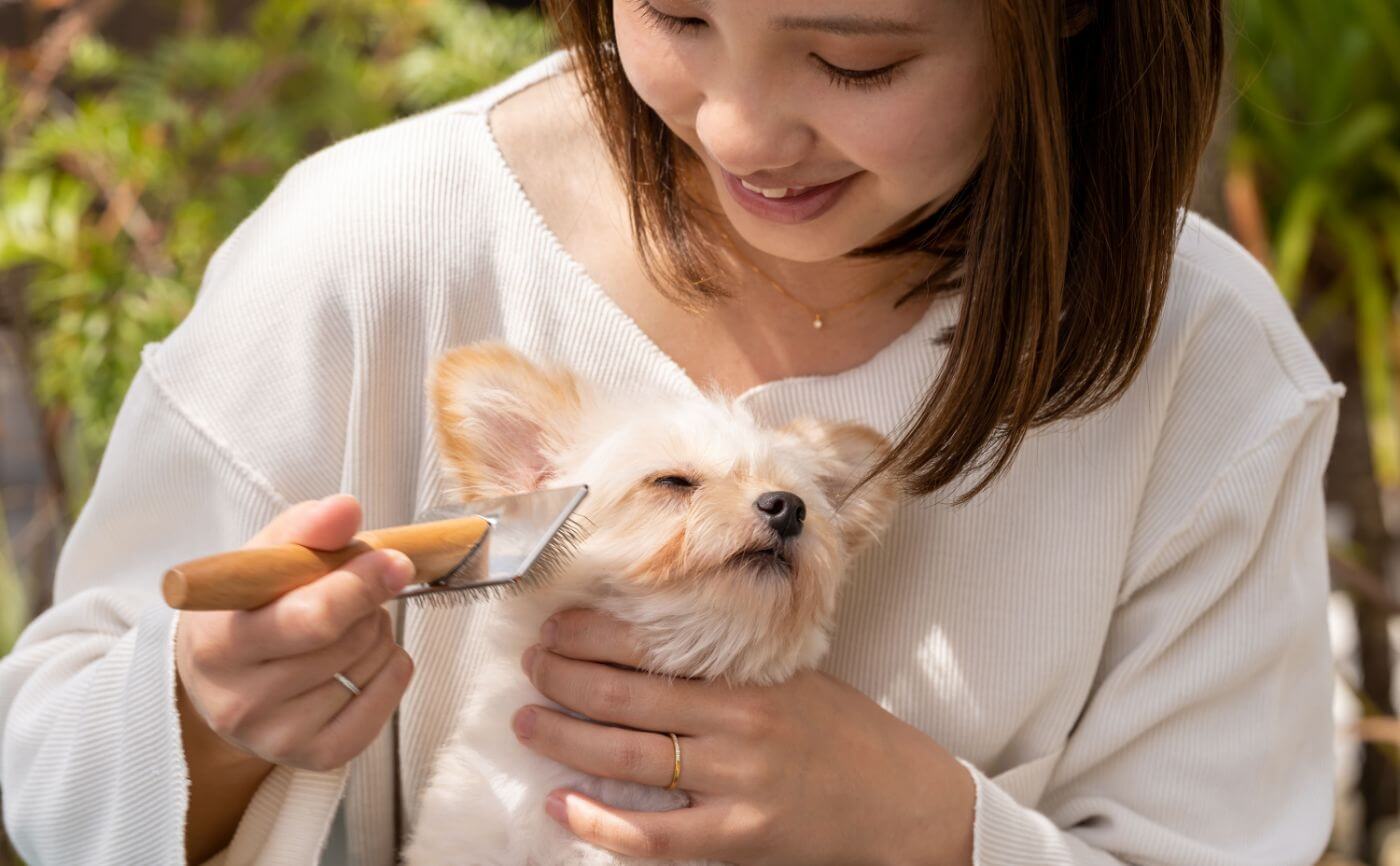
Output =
[{"x1": 541, "y1": 0, "x2": 1224, "y2": 503}]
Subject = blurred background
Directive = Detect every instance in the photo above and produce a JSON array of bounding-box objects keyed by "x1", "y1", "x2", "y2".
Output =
[{"x1": 0, "y1": 0, "x2": 1396, "y2": 863}]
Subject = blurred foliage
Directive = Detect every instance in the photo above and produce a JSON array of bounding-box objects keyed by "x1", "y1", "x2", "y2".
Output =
[
  {"x1": 1233, "y1": 1, "x2": 1400, "y2": 860},
  {"x1": 1232, "y1": 0, "x2": 1400, "y2": 514},
  {"x1": 0, "y1": 0, "x2": 551, "y2": 504},
  {"x1": 0, "y1": 507, "x2": 23, "y2": 657}
]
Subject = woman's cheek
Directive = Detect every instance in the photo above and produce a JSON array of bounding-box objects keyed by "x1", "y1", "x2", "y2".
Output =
[
  {"x1": 905, "y1": 58, "x2": 997, "y2": 191},
  {"x1": 614, "y1": 16, "x2": 703, "y2": 124},
  {"x1": 821, "y1": 80, "x2": 990, "y2": 212}
]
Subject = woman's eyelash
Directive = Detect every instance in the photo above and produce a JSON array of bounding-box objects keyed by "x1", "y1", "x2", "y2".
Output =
[
  {"x1": 815, "y1": 57, "x2": 904, "y2": 91},
  {"x1": 632, "y1": 0, "x2": 905, "y2": 91},
  {"x1": 634, "y1": 0, "x2": 704, "y2": 34}
]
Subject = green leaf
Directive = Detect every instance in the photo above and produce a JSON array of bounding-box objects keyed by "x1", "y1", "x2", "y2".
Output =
[
  {"x1": 1356, "y1": 0, "x2": 1400, "y2": 82},
  {"x1": 69, "y1": 34, "x2": 125, "y2": 81},
  {"x1": 1318, "y1": 105, "x2": 1397, "y2": 175},
  {"x1": 1274, "y1": 180, "x2": 1328, "y2": 302},
  {"x1": 1334, "y1": 210, "x2": 1400, "y2": 491}
]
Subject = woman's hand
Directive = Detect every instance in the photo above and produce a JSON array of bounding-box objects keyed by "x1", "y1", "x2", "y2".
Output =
[
  {"x1": 176, "y1": 494, "x2": 417, "y2": 773},
  {"x1": 174, "y1": 494, "x2": 417, "y2": 863},
  {"x1": 511, "y1": 607, "x2": 976, "y2": 866}
]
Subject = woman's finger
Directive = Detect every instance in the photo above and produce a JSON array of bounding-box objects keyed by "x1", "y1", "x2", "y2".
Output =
[
  {"x1": 254, "y1": 607, "x2": 392, "y2": 701},
  {"x1": 511, "y1": 705, "x2": 737, "y2": 793},
  {"x1": 205, "y1": 610, "x2": 383, "y2": 710},
  {"x1": 302, "y1": 630, "x2": 401, "y2": 727},
  {"x1": 524, "y1": 646, "x2": 721, "y2": 735},
  {"x1": 307, "y1": 644, "x2": 413, "y2": 769},
  {"x1": 544, "y1": 788, "x2": 724, "y2": 862},
  {"x1": 243, "y1": 494, "x2": 361, "y2": 551},
  {"x1": 230, "y1": 547, "x2": 410, "y2": 661},
  {"x1": 542, "y1": 608, "x2": 649, "y2": 669},
  {"x1": 245, "y1": 635, "x2": 407, "y2": 771}
]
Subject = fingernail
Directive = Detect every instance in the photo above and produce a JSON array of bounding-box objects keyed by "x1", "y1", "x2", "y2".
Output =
[
  {"x1": 382, "y1": 551, "x2": 415, "y2": 592},
  {"x1": 541, "y1": 617, "x2": 558, "y2": 648},
  {"x1": 545, "y1": 792, "x2": 567, "y2": 824},
  {"x1": 512, "y1": 707, "x2": 536, "y2": 739},
  {"x1": 521, "y1": 644, "x2": 537, "y2": 676}
]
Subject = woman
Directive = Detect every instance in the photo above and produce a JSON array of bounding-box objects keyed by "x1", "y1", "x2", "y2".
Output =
[{"x1": 0, "y1": 0, "x2": 1343, "y2": 864}]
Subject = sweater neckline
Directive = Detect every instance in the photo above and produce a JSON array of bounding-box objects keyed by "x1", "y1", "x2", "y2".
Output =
[{"x1": 465, "y1": 49, "x2": 960, "y2": 407}]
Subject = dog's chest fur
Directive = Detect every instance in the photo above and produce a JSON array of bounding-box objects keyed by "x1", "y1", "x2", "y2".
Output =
[{"x1": 400, "y1": 593, "x2": 717, "y2": 866}]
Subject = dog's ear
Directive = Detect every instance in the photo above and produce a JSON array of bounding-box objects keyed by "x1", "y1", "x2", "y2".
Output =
[
  {"x1": 430, "y1": 342, "x2": 584, "y2": 500},
  {"x1": 781, "y1": 418, "x2": 901, "y2": 555}
]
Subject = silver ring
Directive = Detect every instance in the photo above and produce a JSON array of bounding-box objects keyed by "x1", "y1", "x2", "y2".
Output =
[{"x1": 333, "y1": 672, "x2": 362, "y2": 696}]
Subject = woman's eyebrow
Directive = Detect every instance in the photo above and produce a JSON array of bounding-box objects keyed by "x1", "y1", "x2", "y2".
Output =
[
  {"x1": 771, "y1": 14, "x2": 926, "y2": 36},
  {"x1": 686, "y1": 0, "x2": 926, "y2": 36}
]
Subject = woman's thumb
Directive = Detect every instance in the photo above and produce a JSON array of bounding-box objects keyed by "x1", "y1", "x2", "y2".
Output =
[{"x1": 244, "y1": 493, "x2": 362, "y2": 550}]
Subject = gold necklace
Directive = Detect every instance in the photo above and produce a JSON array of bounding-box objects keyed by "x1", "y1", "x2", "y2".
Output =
[{"x1": 709, "y1": 221, "x2": 929, "y2": 330}]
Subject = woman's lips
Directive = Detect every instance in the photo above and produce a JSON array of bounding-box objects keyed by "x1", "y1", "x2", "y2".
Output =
[{"x1": 721, "y1": 169, "x2": 855, "y2": 224}]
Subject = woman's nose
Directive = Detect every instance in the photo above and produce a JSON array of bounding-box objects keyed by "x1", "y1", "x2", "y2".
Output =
[{"x1": 692, "y1": 82, "x2": 812, "y2": 178}]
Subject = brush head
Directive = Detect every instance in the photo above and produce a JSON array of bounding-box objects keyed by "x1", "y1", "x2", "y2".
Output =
[{"x1": 399, "y1": 485, "x2": 588, "y2": 609}]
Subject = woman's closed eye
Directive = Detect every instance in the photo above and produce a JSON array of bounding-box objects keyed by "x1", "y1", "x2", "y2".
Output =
[
  {"x1": 630, "y1": 0, "x2": 909, "y2": 91},
  {"x1": 632, "y1": 0, "x2": 705, "y2": 34},
  {"x1": 812, "y1": 57, "x2": 903, "y2": 90}
]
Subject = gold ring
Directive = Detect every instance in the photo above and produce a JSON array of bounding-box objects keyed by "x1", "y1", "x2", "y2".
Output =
[{"x1": 665, "y1": 732, "x2": 682, "y2": 790}]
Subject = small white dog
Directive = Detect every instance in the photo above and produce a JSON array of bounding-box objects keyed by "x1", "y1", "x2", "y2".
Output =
[{"x1": 402, "y1": 343, "x2": 899, "y2": 866}]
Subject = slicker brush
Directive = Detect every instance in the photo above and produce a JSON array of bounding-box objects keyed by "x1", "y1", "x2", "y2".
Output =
[{"x1": 162, "y1": 485, "x2": 589, "y2": 612}]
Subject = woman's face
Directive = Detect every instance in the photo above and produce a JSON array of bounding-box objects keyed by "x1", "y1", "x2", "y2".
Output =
[{"x1": 613, "y1": 0, "x2": 994, "y2": 263}]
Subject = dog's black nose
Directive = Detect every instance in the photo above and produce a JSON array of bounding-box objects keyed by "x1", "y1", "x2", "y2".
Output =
[{"x1": 755, "y1": 491, "x2": 806, "y2": 538}]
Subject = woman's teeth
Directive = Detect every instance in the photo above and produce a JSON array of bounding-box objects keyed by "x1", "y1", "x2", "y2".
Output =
[{"x1": 740, "y1": 179, "x2": 809, "y2": 199}]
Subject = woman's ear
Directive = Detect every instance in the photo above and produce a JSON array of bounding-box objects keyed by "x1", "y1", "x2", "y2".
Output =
[
  {"x1": 781, "y1": 418, "x2": 902, "y2": 556},
  {"x1": 429, "y1": 342, "x2": 584, "y2": 501}
]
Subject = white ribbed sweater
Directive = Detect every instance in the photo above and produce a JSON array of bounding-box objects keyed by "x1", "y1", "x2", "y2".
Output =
[{"x1": 0, "y1": 50, "x2": 1346, "y2": 866}]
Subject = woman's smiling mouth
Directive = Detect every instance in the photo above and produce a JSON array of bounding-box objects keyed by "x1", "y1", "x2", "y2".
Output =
[{"x1": 722, "y1": 168, "x2": 857, "y2": 224}]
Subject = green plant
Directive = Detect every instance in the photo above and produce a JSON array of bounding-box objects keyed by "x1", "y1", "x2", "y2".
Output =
[
  {"x1": 0, "y1": 509, "x2": 25, "y2": 659},
  {"x1": 1232, "y1": 0, "x2": 1400, "y2": 504},
  {"x1": 1231, "y1": 1, "x2": 1400, "y2": 860},
  {"x1": 0, "y1": 0, "x2": 551, "y2": 508}
]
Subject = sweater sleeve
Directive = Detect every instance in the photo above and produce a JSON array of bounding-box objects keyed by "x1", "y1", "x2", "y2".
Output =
[
  {"x1": 0, "y1": 130, "x2": 383, "y2": 861},
  {"x1": 0, "y1": 102, "x2": 491, "y2": 861},
  {"x1": 956, "y1": 384, "x2": 1343, "y2": 865},
  {"x1": 0, "y1": 347, "x2": 352, "y2": 865},
  {"x1": 0, "y1": 344, "x2": 338, "y2": 861}
]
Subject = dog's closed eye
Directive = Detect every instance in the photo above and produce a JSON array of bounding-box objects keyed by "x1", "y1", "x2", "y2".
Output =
[{"x1": 650, "y1": 473, "x2": 698, "y2": 491}]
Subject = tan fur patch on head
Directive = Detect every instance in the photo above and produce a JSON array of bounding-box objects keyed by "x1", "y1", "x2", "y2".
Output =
[{"x1": 626, "y1": 527, "x2": 688, "y2": 588}]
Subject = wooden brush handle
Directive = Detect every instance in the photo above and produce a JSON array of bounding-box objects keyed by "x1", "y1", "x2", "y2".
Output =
[{"x1": 162, "y1": 515, "x2": 492, "y2": 611}]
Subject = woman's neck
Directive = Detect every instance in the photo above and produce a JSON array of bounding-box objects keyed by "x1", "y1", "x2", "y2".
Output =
[
  {"x1": 487, "y1": 69, "x2": 942, "y2": 396},
  {"x1": 679, "y1": 157, "x2": 941, "y2": 324}
]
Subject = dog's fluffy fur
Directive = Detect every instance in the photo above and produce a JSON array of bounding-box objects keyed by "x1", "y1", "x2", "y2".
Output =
[{"x1": 401, "y1": 343, "x2": 899, "y2": 866}]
